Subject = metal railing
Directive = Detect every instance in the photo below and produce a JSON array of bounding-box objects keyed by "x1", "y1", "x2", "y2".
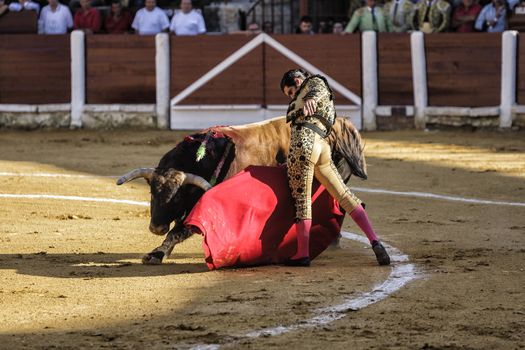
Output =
[{"x1": 246, "y1": 0, "x2": 295, "y2": 34}]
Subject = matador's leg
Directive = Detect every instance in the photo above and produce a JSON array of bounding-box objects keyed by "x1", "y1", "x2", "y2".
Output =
[
  {"x1": 313, "y1": 136, "x2": 390, "y2": 265},
  {"x1": 285, "y1": 127, "x2": 316, "y2": 265},
  {"x1": 142, "y1": 226, "x2": 194, "y2": 265}
]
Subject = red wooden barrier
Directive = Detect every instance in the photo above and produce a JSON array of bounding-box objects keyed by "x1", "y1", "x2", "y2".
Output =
[
  {"x1": 264, "y1": 35, "x2": 361, "y2": 106},
  {"x1": 0, "y1": 34, "x2": 70, "y2": 104},
  {"x1": 425, "y1": 33, "x2": 501, "y2": 107},
  {"x1": 377, "y1": 33, "x2": 413, "y2": 106},
  {"x1": 86, "y1": 35, "x2": 156, "y2": 104},
  {"x1": 517, "y1": 35, "x2": 525, "y2": 104},
  {"x1": 170, "y1": 34, "x2": 361, "y2": 107},
  {"x1": 170, "y1": 35, "x2": 261, "y2": 105},
  {"x1": 0, "y1": 11, "x2": 37, "y2": 34},
  {"x1": 0, "y1": 33, "x2": 517, "y2": 112}
]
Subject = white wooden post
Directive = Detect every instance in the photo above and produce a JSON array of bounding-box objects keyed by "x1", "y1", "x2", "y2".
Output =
[
  {"x1": 411, "y1": 31, "x2": 427, "y2": 129},
  {"x1": 155, "y1": 33, "x2": 170, "y2": 129},
  {"x1": 362, "y1": 31, "x2": 378, "y2": 131},
  {"x1": 70, "y1": 30, "x2": 85, "y2": 128},
  {"x1": 500, "y1": 30, "x2": 518, "y2": 129}
]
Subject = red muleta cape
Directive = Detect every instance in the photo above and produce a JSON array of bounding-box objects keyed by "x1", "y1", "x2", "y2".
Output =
[{"x1": 184, "y1": 166, "x2": 345, "y2": 270}]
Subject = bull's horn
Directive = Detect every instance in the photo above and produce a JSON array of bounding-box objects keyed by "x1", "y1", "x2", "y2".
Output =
[
  {"x1": 116, "y1": 168, "x2": 154, "y2": 185},
  {"x1": 182, "y1": 173, "x2": 212, "y2": 191}
]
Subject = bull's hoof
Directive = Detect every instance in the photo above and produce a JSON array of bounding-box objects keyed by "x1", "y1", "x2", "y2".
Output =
[{"x1": 142, "y1": 251, "x2": 165, "y2": 265}]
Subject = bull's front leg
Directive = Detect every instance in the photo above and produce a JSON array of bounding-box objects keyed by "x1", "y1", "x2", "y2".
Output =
[{"x1": 142, "y1": 226, "x2": 194, "y2": 265}]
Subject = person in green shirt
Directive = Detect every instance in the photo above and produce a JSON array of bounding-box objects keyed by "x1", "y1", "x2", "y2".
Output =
[{"x1": 345, "y1": 0, "x2": 392, "y2": 33}]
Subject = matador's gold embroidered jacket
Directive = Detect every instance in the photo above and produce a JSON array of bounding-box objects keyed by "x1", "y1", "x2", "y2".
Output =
[{"x1": 286, "y1": 75, "x2": 336, "y2": 132}]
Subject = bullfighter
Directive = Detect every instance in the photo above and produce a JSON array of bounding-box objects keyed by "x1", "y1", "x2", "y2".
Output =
[{"x1": 281, "y1": 68, "x2": 391, "y2": 267}]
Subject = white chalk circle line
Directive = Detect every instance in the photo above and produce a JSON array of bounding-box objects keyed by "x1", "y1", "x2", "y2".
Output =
[
  {"x1": 0, "y1": 192, "x2": 418, "y2": 350},
  {"x1": 0, "y1": 193, "x2": 149, "y2": 207},
  {"x1": 1, "y1": 172, "x2": 523, "y2": 207},
  {"x1": 188, "y1": 232, "x2": 417, "y2": 350}
]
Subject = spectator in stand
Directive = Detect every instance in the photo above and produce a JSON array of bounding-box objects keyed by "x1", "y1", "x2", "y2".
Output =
[
  {"x1": 345, "y1": 0, "x2": 391, "y2": 32},
  {"x1": 73, "y1": 0, "x2": 100, "y2": 34},
  {"x1": 332, "y1": 21, "x2": 344, "y2": 34},
  {"x1": 506, "y1": 0, "x2": 519, "y2": 10},
  {"x1": 169, "y1": 0, "x2": 206, "y2": 36},
  {"x1": 475, "y1": 0, "x2": 506, "y2": 32},
  {"x1": 131, "y1": 0, "x2": 169, "y2": 35},
  {"x1": 0, "y1": 0, "x2": 7, "y2": 17},
  {"x1": 8, "y1": 0, "x2": 40, "y2": 13},
  {"x1": 317, "y1": 20, "x2": 330, "y2": 33},
  {"x1": 384, "y1": 0, "x2": 414, "y2": 32},
  {"x1": 262, "y1": 20, "x2": 273, "y2": 33},
  {"x1": 296, "y1": 15, "x2": 314, "y2": 34},
  {"x1": 105, "y1": 0, "x2": 131, "y2": 33},
  {"x1": 452, "y1": 0, "x2": 481, "y2": 32},
  {"x1": 246, "y1": 21, "x2": 261, "y2": 33},
  {"x1": 412, "y1": 0, "x2": 451, "y2": 33},
  {"x1": 347, "y1": 0, "x2": 363, "y2": 20},
  {"x1": 39, "y1": 0, "x2": 73, "y2": 34}
]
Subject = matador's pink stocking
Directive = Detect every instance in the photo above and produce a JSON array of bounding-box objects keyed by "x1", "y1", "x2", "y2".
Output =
[
  {"x1": 291, "y1": 219, "x2": 312, "y2": 259},
  {"x1": 349, "y1": 205, "x2": 379, "y2": 244}
]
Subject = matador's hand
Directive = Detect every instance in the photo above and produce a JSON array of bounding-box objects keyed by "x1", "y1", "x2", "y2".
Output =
[{"x1": 303, "y1": 99, "x2": 317, "y2": 117}]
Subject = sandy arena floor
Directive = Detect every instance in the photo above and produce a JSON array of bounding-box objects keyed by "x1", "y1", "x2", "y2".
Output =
[{"x1": 0, "y1": 128, "x2": 524, "y2": 349}]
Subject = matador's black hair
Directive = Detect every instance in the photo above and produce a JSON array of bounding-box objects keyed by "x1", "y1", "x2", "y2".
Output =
[{"x1": 280, "y1": 69, "x2": 310, "y2": 92}]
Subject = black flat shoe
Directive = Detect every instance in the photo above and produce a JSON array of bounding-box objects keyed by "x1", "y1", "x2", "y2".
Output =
[
  {"x1": 372, "y1": 241, "x2": 391, "y2": 266},
  {"x1": 284, "y1": 256, "x2": 311, "y2": 267}
]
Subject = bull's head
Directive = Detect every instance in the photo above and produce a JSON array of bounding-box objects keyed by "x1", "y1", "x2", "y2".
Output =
[{"x1": 116, "y1": 168, "x2": 211, "y2": 235}]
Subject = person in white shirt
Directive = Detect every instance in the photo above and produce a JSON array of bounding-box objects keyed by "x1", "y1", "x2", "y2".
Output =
[
  {"x1": 8, "y1": 0, "x2": 40, "y2": 13},
  {"x1": 39, "y1": 0, "x2": 73, "y2": 34},
  {"x1": 169, "y1": 0, "x2": 206, "y2": 36},
  {"x1": 132, "y1": 0, "x2": 169, "y2": 35}
]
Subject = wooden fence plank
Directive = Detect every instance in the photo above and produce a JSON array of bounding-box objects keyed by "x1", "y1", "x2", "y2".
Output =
[
  {"x1": 265, "y1": 35, "x2": 361, "y2": 106},
  {"x1": 0, "y1": 11, "x2": 37, "y2": 34},
  {"x1": 517, "y1": 36, "x2": 525, "y2": 104},
  {"x1": 0, "y1": 35, "x2": 70, "y2": 104},
  {"x1": 171, "y1": 35, "x2": 261, "y2": 105},
  {"x1": 426, "y1": 33, "x2": 501, "y2": 107},
  {"x1": 377, "y1": 33, "x2": 413, "y2": 106},
  {"x1": 86, "y1": 35, "x2": 156, "y2": 104}
]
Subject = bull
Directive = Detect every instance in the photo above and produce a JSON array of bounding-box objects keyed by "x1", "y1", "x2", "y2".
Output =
[{"x1": 117, "y1": 116, "x2": 367, "y2": 264}]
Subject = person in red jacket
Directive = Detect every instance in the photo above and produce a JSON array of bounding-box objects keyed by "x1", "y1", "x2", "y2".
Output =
[
  {"x1": 452, "y1": 0, "x2": 482, "y2": 32},
  {"x1": 105, "y1": 0, "x2": 131, "y2": 34},
  {"x1": 74, "y1": 0, "x2": 101, "y2": 34}
]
